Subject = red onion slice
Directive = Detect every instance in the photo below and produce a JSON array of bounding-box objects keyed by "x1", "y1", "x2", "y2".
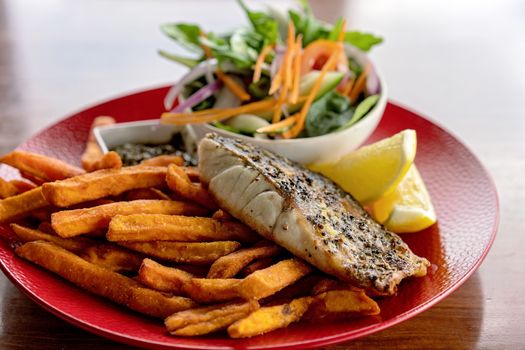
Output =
[{"x1": 171, "y1": 79, "x2": 223, "y2": 113}]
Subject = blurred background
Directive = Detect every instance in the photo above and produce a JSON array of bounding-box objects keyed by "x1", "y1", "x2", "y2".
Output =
[{"x1": 0, "y1": 0, "x2": 524, "y2": 348}]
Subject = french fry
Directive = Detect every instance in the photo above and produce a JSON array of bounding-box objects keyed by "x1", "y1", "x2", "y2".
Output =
[
  {"x1": 81, "y1": 116, "x2": 116, "y2": 171},
  {"x1": 0, "y1": 150, "x2": 85, "y2": 181},
  {"x1": 88, "y1": 151, "x2": 122, "y2": 171},
  {"x1": 8, "y1": 179, "x2": 37, "y2": 194},
  {"x1": 0, "y1": 178, "x2": 19, "y2": 198},
  {"x1": 119, "y1": 241, "x2": 241, "y2": 265},
  {"x1": 240, "y1": 257, "x2": 275, "y2": 277},
  {"x1": 211, "y1": 209, "x2": 233, "y2": 221},
  {"x1": 16, "y1": 241, "x2": 197, "y2": 318},
  {"x1": 0, "y1": 187, "x2": 49, "y2": 223},
  {"x1": 166, "y1": 164, "x2": 217, "y2": 210},
  {"x1": 184, "y1": 278, "x2": 241, "y2": 303},
  {"x1": 106, "y1": 214, "x2": 258, "y2": 243},
  {"x1": 79, "y1": 243, "x2": 145, "y2": 273},
  {"x1": 165, "y1": 301, "x2": 259, "y2": 336},
  {"x1": 52, "y1": 200, "x2": 208, "y2": 238},
  {"x1": 124, "y1": 188, "x2": 171, "y2": 201},
  {"x1": 138, "y1": 258, "x2": 194, "y2": 294},
  {"x1": 37, "y1": 221, "x2": 56, "y2": 234},
  {"x1": 311, "y1": 278, "x2": 360, "y2": 295},
  {"x1": 140, "y1": 155, "x2": 184, "y2": 167},
  {"x1": 228, "y1": 297, "x2": 314, "y2": 338},
  {"x1": 181, "y1": 166, "x2": 200, "y2": 182},
  {"x1": 20, "y1": 171, "x2": 46, "y2": 185},
  {"x1": 10, "y1": 223, "x2": 94, "y2": 253},
  {"x1": 41, "y1": 166, "x2": 167, "y2": 207},
  {"x1": 305, "y1": 289, "x2": 380, "y2": 319},
  {"x1": 207, "y1": 243, "x2": 282, "y2": 278},
  {"x1": 238, "y1": 259, "x2": 312, "y2": 300}
]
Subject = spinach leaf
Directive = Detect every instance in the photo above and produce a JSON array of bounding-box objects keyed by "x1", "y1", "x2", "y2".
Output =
[
  {"x1": 344, "y1": 31, "x2": 383, "y2": 52},
  {"x1": 199, "y1": 35, "x2": 253, "y2": 68},
  {"x1": 338, "y1": 94, "x2": 379, "y2": 130},
  {"x1": 158, "y1": 50, "x2": 200, "y2": 68},
  {"x1": 237, "y1": 0, "x2": 279, "y2": 45},
  {"x1": 160, "y1": 23, "x2": 203, "y2": 53},
  {"x1": 305, "y1": 91, "x2": 355, "y2": 137},
  {"x1": 289, "y1": 9, "x2": 329, "y2": 46}
]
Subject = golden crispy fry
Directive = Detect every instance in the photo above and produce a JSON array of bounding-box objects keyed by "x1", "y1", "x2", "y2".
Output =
[
  {"x1": 16, "y1": 241, "x2": 196, "y2": 318},
  {"x1": 37, "y1": 221, "x2": 56, "y2": 234},
  {"x1": 0, "y1": 187, "x2": 49, "y2": 223},
  {"x1": 52, "y1": 200, "x2": 208, "y2": 238},
  {"x1": 165, "y1": 301, "x2": 259, "y2": 336},
  {"x1": 138, "y1": 258, "x2": 194, "y2": 294},
  {"x1": 240, "y1": 257, "x2": 275, "y2": 277},
  {"x1": 10, "y1": 224, "x2": 94, "y2": 253},
  {"x1": 89, "y1": 151, "x2": 122, "y2": 171},
  {"x1": 41, "y1": 166, "x2": 167, "y2": 207},
  {"x1": 140, "y1": 155, "x2": 185, "y2": 167},
  {"x1": 0, "y1": 150, "x2": 85, "y2": 181},
  {"x1": 106, "y1": 214, "x2": 257, "y2": 243},
  {"x1": 261, "y1": 274, "x2": 323, "y2": 305},
  {"x1": 184, "y1": 278, "x2": 241, "y2": 303},
  {"x1": 311, "y1": 278, "x2": 361, "y2": 296},
  {"x1": 8, "y1": 179, "x2": 37, "y2": 194},
  {"x1": 81, "y1": 116, "x2": 116, "y2": 171},
  {"x1": 119, "y1": 240, "x2": 241, "y2": 265},
  {"x1": 238, "y1": 259, "x2": 312, "y2": 300},
  {"x1": 228, "y1": 297, "x2": 314, "y2": 338},
  {"x1": 181, "y1": 166, "x2": 200, "y2": 182},
  {"x1": 305, "y1": 289, "x2": 380, "y2": 319},
  {"x1": 166, "y1": 164, "x2": 217, "y2": 210},
  {"x1": 124, "y1": 188, "x2": 170, "y2": 201},
  {"x1": 207, "y1": 244, "x2": 282, "y2": 278},
  {"x1": 0, "y1": 178, "x2": 19, "y2": 198},
  {"x1": 211, "y1": 209, "x2": 233, "y2": 221},
  {"x1": 80, "y1": 243, "x2": 144, "y2": 273},
  {"x1": 20, "y1": 171, "x2": 45, "y2": 185}
]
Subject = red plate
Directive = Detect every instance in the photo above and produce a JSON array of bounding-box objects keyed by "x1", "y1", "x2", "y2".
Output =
[{"x1": 0, "y1": 86, "x2": 499, "y2": 349}]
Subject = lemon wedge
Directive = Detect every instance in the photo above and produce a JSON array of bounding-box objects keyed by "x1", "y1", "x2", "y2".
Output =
[
  {"x1": 370, "y1": 164, "x2": 436, "y2": 233},
  {"x1": 309, "y1": 129, "x2": 417, "y2": 203}
]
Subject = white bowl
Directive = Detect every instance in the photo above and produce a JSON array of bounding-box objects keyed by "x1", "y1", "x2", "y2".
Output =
[
  {"x1": 93, "y1": 120, "x2": 197, "y2": 157},
  {"x1": 190, "y1": 46, "x2": 387, "y2": 164}
]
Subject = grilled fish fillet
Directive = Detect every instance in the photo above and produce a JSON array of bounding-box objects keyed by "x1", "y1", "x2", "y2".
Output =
[{"x1": 198, "y1": 134, "x2": 430, "y2": 295}]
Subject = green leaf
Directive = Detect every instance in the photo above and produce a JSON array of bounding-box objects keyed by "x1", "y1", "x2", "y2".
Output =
[
  {"x1": 305, "y1": 91, "x2": 355, "y2": 137},
  {"x1": 328, "y1": 17, "x2": 344, "y2": 41},
  {"x1": 158, "y1": 50, "x2": 200, "y2": 68},
  {"x1": 237, "y1": 0, "x2": 279, "y2": 45},
  {"x1": 288, "y1": 9, "x2": 329, "y2": 46},
  {"x1": 160, "y1": 23, "x2": 203, "y2": 53},
  {"x1": 344, "y1": 31, "x2": 383, "y2": 52},
  {"x1": 339, "y1": 94, "x2": 379, "y2": 130}
]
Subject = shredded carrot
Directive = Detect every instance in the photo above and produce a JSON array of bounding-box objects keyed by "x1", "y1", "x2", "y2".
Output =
[
  {"x1": 337, "y1": 19, "x2": 347, "y2": 42},
  {"x1": 283, "y1": 46, "x2": 341, "y2": 139},
  {"x1": 269, "y1": 63, "x2": 284, "y2": 95},
  {"x1": 162, "y1": 99, "x2": 276, "y2": 125},
  {"x1": 256, "y1": 115, "x2": 297, "y2": 133},
  {"x1": 271, "y1": 21, "x2": 296, "y2": 123},
  {"x1": 348, "y1": 63, "x2": 371, "y2": 103},
  {"x1": 215, "y1": 70, "x2": 251, "y2": 101},
  {"x1": 341, "y1": 77, "x2": 355, "y2": 96},
  {"x1": 289, "y1": 35, "x2": 303, "y2": 104},
  {"x1": 253, "y1": 44, "x2": 274, "y2": 83}
]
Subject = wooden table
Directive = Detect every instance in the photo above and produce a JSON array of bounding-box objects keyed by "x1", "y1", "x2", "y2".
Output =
[{"x1": 0, "y1": 0, "x2": 523, "y2": 348}]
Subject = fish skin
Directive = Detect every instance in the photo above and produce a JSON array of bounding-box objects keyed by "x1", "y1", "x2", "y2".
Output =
[{"x1": 198, "y1": 134, "x2": 429, "y2": 295}]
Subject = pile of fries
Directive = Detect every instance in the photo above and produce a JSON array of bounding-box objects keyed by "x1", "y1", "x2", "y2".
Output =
[{"x1": 0, "y1": 117, "x2": 379, "y2": 338}]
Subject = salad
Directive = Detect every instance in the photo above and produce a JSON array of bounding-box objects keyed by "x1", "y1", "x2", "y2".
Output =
[{"x1": 159, "y1": 0, "x2": 382, "y2": 139}]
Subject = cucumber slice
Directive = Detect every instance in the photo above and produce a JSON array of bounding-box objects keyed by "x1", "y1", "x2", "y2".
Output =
[
  {"x1": 289, "y1": 71, "x2": 345, "y2": 113},
  {"x1": 225, "y1": 114, "x2": 270, "y2": 133}
]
